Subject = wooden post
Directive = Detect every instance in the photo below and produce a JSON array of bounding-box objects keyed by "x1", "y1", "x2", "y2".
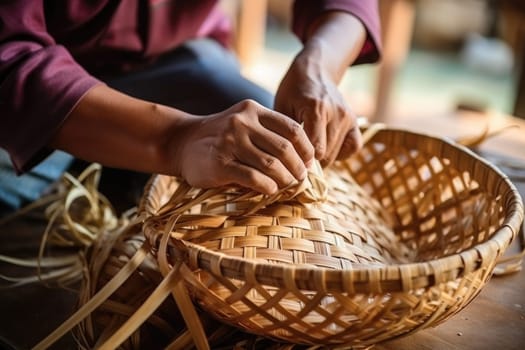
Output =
[
  {"x1": 373, "y1": 0, "x2": 415, "y2": 122},
  {"x1": 235, "y1": 0, "x2": 268, "y2": 68},
  {"x1": 513, "y1": 28, "x2": 525, "y2": 119}
]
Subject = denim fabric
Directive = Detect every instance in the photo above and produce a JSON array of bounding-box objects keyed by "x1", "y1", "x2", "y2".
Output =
[
  {"x1": 0, "y1": 150, "x2": 73, "y2": 210},
  {"x1": 102, "y1": 39, "x2": 274, "y2": 114}
]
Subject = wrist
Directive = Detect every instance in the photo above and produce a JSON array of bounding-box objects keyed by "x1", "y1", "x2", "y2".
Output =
[
  {"x1": 155, "y1": 108, "x2": 200, "y2": 178},
  {"x1": 301, "y1": 11, "x2": 366, "y2": 82},
  {"x1": 296, "y1": 37, "x2": 335, "y2": 81}
]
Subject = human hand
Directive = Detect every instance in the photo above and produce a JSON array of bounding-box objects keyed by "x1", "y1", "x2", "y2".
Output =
[
  {"x1": 170, "y1": 100, "x2": 315, "y2": 195},
  {"x1": 274, "y1": 43, "x2": 362, "y2": 167}
]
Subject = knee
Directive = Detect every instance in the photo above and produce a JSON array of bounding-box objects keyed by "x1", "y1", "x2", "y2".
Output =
[
  {"x1": 186, "y1": 39, "x2": 240, "y2": 75},
  {"x1": 185, "y1": 39, "x2": 274, "y2": 109}
]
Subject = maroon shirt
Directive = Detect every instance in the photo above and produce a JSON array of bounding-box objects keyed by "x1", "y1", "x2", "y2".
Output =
[{"x1": 0, "y1": 0, "x2": 381, "y2": 173}]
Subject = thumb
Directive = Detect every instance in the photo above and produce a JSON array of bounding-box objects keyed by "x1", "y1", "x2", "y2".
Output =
[
  {"x1": 299, "y1": 107, "x2": 326, "y2": 160},
  {"x1": 337, "y1": 126, "x2": 363, "y2": 160}
]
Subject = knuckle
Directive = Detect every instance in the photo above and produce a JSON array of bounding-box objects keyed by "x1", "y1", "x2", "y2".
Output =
[
  {"x1": 262, "y1": 157, "x2": 277, "y2": 171},
  {"x1": 277, "y1": 139, "x2": 292, "y2": 155},
  {"x1": 314, "y1": 142, "x2": 326, "y2": 158},
  {"x1": 307, "y1": 107, "x2": 324, "y2": 121},
  {"x1": 240, "y1": 99, "x2": 257, "y2": 110},
  {"x1": 337, "y1": 107, "x2": 349, "y2": 121},
  {"x1": 217, "y1": 132, "x2": 236, "y2": 149},
  {"x1": 229, "y1": 113, "x2": 246, "y2": 129},
  {"x1": 287, "y1": 121, "x2": 303, "y2": 141},
  {"x1": 340, "y1": 106, "x2": 356, "y2": 125}
]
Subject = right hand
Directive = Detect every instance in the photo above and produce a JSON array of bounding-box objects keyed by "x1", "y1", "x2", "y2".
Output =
[{"x1": 170, "y1": 99, "x2": 315, "y2": 195}]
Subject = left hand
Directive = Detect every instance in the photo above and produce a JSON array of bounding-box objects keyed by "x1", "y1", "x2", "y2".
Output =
[{"x1": 274, "y1": 46, "x2": 362, "y2": 168}]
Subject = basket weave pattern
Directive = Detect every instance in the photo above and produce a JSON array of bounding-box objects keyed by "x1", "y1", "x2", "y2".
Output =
[{"x1": 141, "y1": 128, "x2": 523, "y2": 347}]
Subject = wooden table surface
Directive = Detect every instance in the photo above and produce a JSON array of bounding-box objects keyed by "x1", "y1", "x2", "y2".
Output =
[{"x1": 0, "y1": 110, "x2": 524, "y2": 349}]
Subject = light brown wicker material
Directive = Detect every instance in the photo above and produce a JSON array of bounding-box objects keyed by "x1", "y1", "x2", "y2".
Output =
[
  {"x1": 135, "y1": 127, "x2": 523, "y2": 348},
  {"x1": 71, "y1": 222, "x2": 304, "y2": 349}
]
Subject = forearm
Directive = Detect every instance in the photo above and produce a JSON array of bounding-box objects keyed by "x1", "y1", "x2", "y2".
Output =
[
  {"x1": 50, "y1": 84, "x2": 191, "y2": 176},
  {"x1": 301, "y1": 11, "x2": 367, "y2": 83},
  {"x1": 275, "y1": 11, "x2": 367, "y2": 164},
  {"x1": 50, "y1": 84, "x2": 314, "y2": 194}
]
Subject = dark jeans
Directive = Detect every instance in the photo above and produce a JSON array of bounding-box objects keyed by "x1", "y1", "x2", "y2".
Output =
[
  {"x1": 0, "y1": 39, "x2": 274, "y2": 213},
  {"x1": 102, "y1": 39, "x2": 273, "y2": 114}
]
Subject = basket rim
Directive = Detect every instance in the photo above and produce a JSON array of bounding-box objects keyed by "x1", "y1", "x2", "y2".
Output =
[{"x1": 140, "y1": 127, "x2": 524, "y2": 293}]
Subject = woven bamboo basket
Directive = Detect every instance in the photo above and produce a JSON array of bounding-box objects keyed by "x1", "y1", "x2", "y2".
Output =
[
  {"x1": 71, "y1": 220, "x2": 312, "y2": 349},
  {"x1": 133, "y1": 126, "x2": 524, "y2": 348}
]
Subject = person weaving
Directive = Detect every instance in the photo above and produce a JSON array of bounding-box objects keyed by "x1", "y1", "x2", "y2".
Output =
[{"x1": 0, "y1": 0, "x2": 381, "y2": 210}]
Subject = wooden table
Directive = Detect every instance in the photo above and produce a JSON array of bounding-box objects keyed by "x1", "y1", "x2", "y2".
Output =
[{"x1": 0, "y1": 110, "x2": 524, "y2": 349}]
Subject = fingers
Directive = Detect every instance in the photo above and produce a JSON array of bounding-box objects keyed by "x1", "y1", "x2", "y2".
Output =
[
  {"x1": 179, "y1": 97, "x2": 362, "y2": 196},
  {"x1": 216, "y1": 100, "x2": 315, "y2": 194},
  {"x1": 258, "y1": 108, "x2": 315, "y2": 166},
  {"x1": 219, "y1": 158, "x2": 279, "y2": 195},
  {"x1": 300, "y1": 106, "x2": 327, "y2": 160},
  {"x1": 182, "y1": 146, "x2": 280, "y2": 195},
  {"x1": 337, "y1": 126, "x2": 362, "y2": 160},
  {"x1": 235, "y1": 133, "x2": 300, "y2": 188},
  {"x1": 322, "y1": 102, "x2": 360, "y2": 166},
  {"x1": 322, "y1": 110, "x2": 350, "y2": 166},
  {"x1": 301, "y1": 101, "x2": 361, "y2": 167}
]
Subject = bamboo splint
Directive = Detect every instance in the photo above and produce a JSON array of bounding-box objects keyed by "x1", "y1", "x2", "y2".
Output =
[{"x1": 26, "y1": 126, "x2": 523, "y2": 349}]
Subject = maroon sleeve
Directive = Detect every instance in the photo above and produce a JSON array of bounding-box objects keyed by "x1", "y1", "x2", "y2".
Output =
[
  {"x1": 292, "y1": 0, "x2": 382, "y2": 64},
  {"x1": 0, "y1": 0, "x2": 101, "y2": 173}
]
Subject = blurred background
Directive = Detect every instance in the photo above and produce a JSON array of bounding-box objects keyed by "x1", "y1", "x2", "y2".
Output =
[{"x1": 221, "y1": 0, "x2": 525, "y2": 122}]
